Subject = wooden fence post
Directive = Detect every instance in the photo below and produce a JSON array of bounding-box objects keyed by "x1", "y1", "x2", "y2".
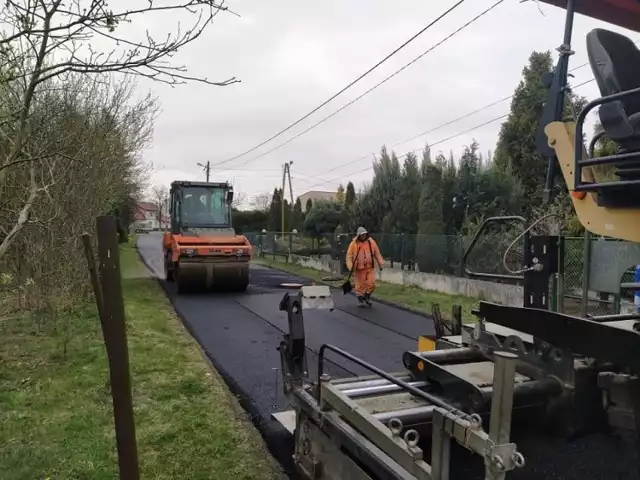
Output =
[{"x1": 95, "y1": 215, "x2": 140, "y2": 480}]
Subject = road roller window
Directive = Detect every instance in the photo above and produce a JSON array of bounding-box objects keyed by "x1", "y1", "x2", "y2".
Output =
[
  {"x1": 181, "y1": 187, "x2": 230, "y2": 227},
  {"x1": 173, "y1": 197, "x2": 181, "y2": 230}
]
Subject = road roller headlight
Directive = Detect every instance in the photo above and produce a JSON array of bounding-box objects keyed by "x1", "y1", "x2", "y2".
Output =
[{"x1": 184, "y1": 248, "x2": 196, "y2": 257}]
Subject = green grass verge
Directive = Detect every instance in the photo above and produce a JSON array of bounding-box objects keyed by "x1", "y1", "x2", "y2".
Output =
[
  {"x1": 0, "y1": 242, "x2": 284, "y2": 480},
  {"x1": 254, "y1": 256, "x2": 480, "y2": 323}
]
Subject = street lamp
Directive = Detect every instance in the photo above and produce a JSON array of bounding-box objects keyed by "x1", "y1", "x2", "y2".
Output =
[{"x1": 197, "y1": 161, "x2": 210, "y2": 182}]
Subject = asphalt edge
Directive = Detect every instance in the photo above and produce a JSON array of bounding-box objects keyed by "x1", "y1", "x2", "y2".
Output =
[
  {"x1": 133, "y1": 240, "x2": 296, "y2": 479},
  {"x1": 255, "y1": 258, "x2": 435, "y2": 321}
]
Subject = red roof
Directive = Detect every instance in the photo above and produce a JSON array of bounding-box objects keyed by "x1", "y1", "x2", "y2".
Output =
[
  {"x1": 133, "y1": 202, "x2": 159, "y2": 222},
  {"x1": 137, "y1": 202, "x2": 158, "y2": 211}
]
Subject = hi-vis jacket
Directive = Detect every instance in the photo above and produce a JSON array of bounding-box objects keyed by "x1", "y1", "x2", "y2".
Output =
[{"x1": 346, "y1": 237, "x2": 384, "y2": 271}]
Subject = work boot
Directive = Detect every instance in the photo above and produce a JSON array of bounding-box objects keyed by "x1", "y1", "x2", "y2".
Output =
[
  {"x1": 364, "y1": 293, "x2": 372, "y2": 306},
  {"x1": 357, "y1": 295, "x2": 365, "y2": 307}
]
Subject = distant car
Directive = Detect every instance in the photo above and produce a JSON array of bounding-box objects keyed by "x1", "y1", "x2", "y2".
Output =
[{"x1": 134, "y1": 222, "x2": 153, "y2": 234}]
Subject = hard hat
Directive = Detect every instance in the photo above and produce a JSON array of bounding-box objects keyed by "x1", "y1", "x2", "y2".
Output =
[{"x1": 356, "y1": 226, "x2": 367, "y2": 236}]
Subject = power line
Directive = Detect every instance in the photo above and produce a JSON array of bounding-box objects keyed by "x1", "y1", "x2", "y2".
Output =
[
  {"x1": 209, "y1": 0, "x2": 470, "y2": 169},
  {"x1": 302, "y1": 76, "x2": 599, "y2": 191},
  {"x1": 297, "y1": 61, "x2": 595, "y2": 184},
  {"x1": 197, "y1": 161, "x2": 211, "y2": 182},
  {"x1": 231, "y1": 41, "x2": 636, "y2": 197},
  {"x1": 224, "y1": 0, "x2": 507, "y2": 172},
  {"x1": 312, "y1": 113, "x2": 509, "y2": 189},
  {"x1": 298, "y1": 38, "x2": 640, "y2": 184}
]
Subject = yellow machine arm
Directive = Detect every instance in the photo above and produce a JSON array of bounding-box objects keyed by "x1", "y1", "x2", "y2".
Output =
[{"x1": 546, "y1": 122, "x2": 640, "y2": 243}]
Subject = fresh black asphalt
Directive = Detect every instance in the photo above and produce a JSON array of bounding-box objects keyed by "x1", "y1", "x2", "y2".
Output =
[
  {"x1": 135, "y1": 233, "x2": 639, "y2": 480},
  {"x1": 135, "y1": 233, "x2": 433, "y2": 477}
]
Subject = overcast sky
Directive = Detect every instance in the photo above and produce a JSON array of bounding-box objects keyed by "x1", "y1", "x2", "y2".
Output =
[{"x1": 134, "y1": 0, "x2": 635, "y2": 206}]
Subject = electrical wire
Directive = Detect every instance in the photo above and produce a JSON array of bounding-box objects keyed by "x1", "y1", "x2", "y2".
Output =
[
  {"x1": 502, "y1": 213, "x2": 564, "y2": 274},
  {"x1": 293, "y1": 38, "x2": 640, "y2": 185},
  {"x1": 222, "y1": 0, "x2": 507, "y2": 172},
  {"x1": 210, "y1": 0, "x2": 469, "y2": 169},
  {"x1": 303, "y1": 112, "x2": 509, "y2": 190},
  {"x1": 299, "y1": 75, "x2": 599, "y2": 190},
  {"x1": 296, "y1": 62, "x2": 596, "y2": 185}
]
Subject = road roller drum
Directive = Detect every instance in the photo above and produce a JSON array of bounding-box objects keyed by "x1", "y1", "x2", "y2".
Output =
[{"x1": 162, "y1": 180, "x2": 252, "y2": 294}]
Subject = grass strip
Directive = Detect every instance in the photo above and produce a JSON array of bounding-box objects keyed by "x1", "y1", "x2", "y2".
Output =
[{"x1": 0, "y1": 242, "x2": 284, "y2": 480}]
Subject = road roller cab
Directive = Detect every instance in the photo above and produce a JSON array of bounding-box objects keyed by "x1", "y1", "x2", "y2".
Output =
[{"x1": 162, "y1": 180, "x2": 252, "y2": 293}]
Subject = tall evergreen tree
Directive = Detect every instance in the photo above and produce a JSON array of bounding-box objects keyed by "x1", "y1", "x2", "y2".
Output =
[
  {"x1": 420, "y1": 144, "x2": 432, "y2": 177},
  {"x1": 355, "y1": 146, "x2": 402, "y2": 232},
  {"x1": 494, "y1": 51, "x2": 554, "y2": 209},
  {"x1": 342, "y1": 181, "x2": 357, "y2": 231},
  {"x1": 345, "y1": 182, "x2": 356, "y2": 208},
  {"x1": 268, "y1": 188, "x2": 282, "y2": 231},
  {"x1": 438, "y1": 153, "x2": 458, "y2": 235},
  {"x1": 389, "y1": 152, "x2": 422, "y2": 262},
  {"x1": 305, "y1": 198, "x2": 313, "y2": 213},
  {"x1": 416, "y1": 163, "x2": 447, "y2": 272},
  {"x1": 474, "y1": 165, "x2": 526, "y2": 219},
  {"x1": 493, "y1": 50, "x2": 588, "y2": 213},
  {"x1": 451, "y1": 141, "x2": 480, "y2": 230},
  {"x1": 293, "y1": 197, "x2": 304, "y2": 230},
  {"x1": 395, "y1": 153, "x2": 421, "y2": 233}
]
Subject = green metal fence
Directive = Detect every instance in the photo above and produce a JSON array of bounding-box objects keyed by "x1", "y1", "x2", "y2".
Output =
[{"x1": 247, "y1": 231, "x2": 635, "y2": 317}]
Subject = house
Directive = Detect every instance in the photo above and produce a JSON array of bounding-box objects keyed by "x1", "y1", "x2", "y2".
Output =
[
  {"x1": 133, "y1": 202, "x2": 160, "y2": 230},
  {"x1": 298, "y1": 190, "x2": 338, "y2": 212}
]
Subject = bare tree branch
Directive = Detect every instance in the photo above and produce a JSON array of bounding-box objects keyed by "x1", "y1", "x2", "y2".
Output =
[
  {"x1": 0, "y1": 0, "x2": 237, "y2": 265},
  {"x1": 151, "y1": 185, "x2": 169, "y2": 227},
  {"x1": 0, "y1": 162, "x2": 38, "y2": 258},
  {"x1": 232, "y1": 190, "x2": 246, "y2": 209},
  {"x1": 250, "y1": 193, "x2": 271, "y2": 212}
]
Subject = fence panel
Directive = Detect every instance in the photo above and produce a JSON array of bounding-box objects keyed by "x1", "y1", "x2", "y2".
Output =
[{"x1": 245, "y1": 230, "x2": 632, "y2": 317}]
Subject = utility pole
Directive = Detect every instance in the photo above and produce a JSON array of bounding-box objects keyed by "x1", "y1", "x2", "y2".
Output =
[
  {"x1": 197, "y1": 161, "x2": 211, "y2": 182},
  {"x1": 281, "y1": 161, "x2": 293, "y2": 238}
]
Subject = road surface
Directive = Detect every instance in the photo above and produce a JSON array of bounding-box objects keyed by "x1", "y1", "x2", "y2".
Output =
[
  {"x1": 135, "y1": 232, "x2": 435, "y2": 476},
  {"x1": 135, "y1": 233, "x2": 639, "y2": 480}
]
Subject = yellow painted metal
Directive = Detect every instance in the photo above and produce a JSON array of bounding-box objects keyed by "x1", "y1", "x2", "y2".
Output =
[
  {"x1": 418, "y1": 335, "x2": 436, "y2": 353},
  {"x1": 545, "y1": 121, "x2": 640, "y2": 243}
]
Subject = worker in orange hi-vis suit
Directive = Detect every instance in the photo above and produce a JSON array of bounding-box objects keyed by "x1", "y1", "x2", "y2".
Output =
[{"x1": 346, "y1": 226, "x2": 384, "y2": 307}]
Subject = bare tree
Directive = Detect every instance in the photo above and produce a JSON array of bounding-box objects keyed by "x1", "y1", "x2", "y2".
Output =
[
  {"x1": 250, "y1": 193, "x2": 271, "y2": 212},
  {"x1": 151, "y1": 185, "x2": 169, "y2": 227},
  {"x1": 1, "y1": 74, "x2": 158, "y2": 313},
  {"x1": 0, "y1": 0, "x2": 239, "y2": 261},
  {"x1": 231, "y1": 190, "x2": 247, "y2": 209}
]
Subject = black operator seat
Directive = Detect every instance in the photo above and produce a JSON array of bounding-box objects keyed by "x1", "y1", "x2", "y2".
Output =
[{"x1": 586, "y1": 28, "x2": 640, "y2": 161}]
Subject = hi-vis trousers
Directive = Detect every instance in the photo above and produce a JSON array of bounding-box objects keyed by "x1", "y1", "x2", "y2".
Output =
[{"x1": 354, "y1": 268, "x2": 376, "y2": 296}]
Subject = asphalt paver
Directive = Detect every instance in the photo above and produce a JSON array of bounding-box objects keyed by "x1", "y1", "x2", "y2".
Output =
[
  {"x1": 135, "y1": 233, "x2": 639, "y2": 480},
  {"x1": 135, "y1": 233, "x2": 432, "y2": 476}
]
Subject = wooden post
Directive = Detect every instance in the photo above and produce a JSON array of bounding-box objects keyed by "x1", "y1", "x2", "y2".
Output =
[
  {"x1": 451, "y1": 305, "x2": 462, "y2": 336},
  {"x1": 81, "y1": 233, "x2": 104, "y2": 320},
  {"x1": 96, "y1": 215, "x2": 140, "y2": 480},
  {"x1": 431, "y1": 303, "x2": 444, "y2": 338}
]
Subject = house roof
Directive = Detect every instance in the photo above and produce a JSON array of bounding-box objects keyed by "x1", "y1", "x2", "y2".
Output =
[
  {"x1": 298, "y1": 190, "x2": 337, "y2": 200},
  {"x1": 137, "y1": 201, "x2": 158, "y2": 211},
  {"x1": 133, "y1": 201, "x2": 160, "y2": 221}
]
